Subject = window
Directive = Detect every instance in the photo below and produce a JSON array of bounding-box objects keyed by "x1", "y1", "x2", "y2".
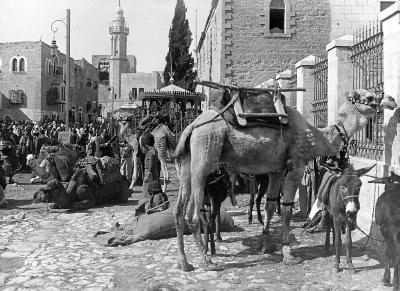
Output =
[
  {"x1": 11, "y1": 58, "x2": 18, "y2": 72},
  {"x1": 270, "y1": 0, "x2": 285, "y2": 33},
  {"x1": 53, "y1": 56, "x2": 59, "y2": 74},
  {"x1": 132, "y1": 88, "x2": 137, "y2": 99},
  {"x1": 19, "y1": 58, "x2": 25, "y2": 71},
  {"x1": 139, "y1": 88, "x2": 144, "y2": 97}
]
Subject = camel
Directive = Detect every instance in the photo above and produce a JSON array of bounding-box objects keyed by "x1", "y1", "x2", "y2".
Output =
[
  {"x1": 118, "y1": 114, "x2": 176, "y2": 192},
  {"x1": 26, "y1": 147, "x2": 76, "y2": 183},
  {"x1": 172, "y1": 87, "x2": 397, "y2": 271}
]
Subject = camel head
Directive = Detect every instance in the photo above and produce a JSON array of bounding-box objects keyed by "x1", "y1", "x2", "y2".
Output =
[
  {"x1": 26, "y1": 154, "x2": 36, "y2": 168},
  {"x1": 33, "y1": 179, "x2": 70, "y2": 209},
  {"x1": 337, "y1": 90, "x2": 398, "y2": 134}
]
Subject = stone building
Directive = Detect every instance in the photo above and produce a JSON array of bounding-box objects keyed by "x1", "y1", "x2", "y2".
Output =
[
  {"x1": 197, "y1": 0, "x2": 390, "y2": 110},
  {"x1": 92, "y1": 4, "x2": 161, "y2": 118},
  {"x1": 0, "y1": 41, "x2": 99, "y2": 122}
]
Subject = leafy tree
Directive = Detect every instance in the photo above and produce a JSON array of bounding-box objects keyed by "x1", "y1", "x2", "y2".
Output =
[{"x1": 163, "y1": 0, "x2": 196, "y2": 90}]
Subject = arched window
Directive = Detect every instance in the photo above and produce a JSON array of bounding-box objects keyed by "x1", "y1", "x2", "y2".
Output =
[
  {"x1": 270, "y1": 0, "x2": 285, "y2": 33},
  {"x1": 53, "y1": 56, "x2": 59, "y2": 74},
  {"x1": 11, "y1": 58, "x2": 18, "y2": 72},
  {"x1": 19, "y1": 58, "x2": 25, "y2": 71}
]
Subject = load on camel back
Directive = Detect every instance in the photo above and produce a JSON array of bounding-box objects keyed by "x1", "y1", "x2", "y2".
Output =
[
  {"x1": 26, "y1": 144, "x2": 79, "y2": 184},
  {"x1": 171, "y1": 79, "x2": 397, "y2": 272},
  {"x1": 33, "y1": 155, "x2": 132, "y2": 211}
]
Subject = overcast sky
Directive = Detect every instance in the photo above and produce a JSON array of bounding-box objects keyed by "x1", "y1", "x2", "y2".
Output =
[{"x1": 0, "y1": 0, "x2": 211, "y2": 72}]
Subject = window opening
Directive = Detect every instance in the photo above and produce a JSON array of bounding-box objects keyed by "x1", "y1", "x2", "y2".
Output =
[{"x1": 270, "y1": 0, "x2": 285, "y2": 33}]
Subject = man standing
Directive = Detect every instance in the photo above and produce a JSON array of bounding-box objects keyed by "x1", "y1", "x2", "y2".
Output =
[{"x1": 119, "y1": 138, "x2": 133, "y2": 184}]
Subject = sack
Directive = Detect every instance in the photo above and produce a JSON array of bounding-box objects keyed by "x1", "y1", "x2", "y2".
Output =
[
  {"x1": 94, "y1": 207, "x2": 236, "y2": 246},
  {"x1": 99, "y1": 156, "x2": 121, "y2": 184}
]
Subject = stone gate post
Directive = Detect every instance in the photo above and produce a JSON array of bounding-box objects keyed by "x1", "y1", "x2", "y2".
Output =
[
  {"x1": 326, "y1": 35, "x2": 354, "y2": 125},
  {"x1": 380, "y1": 2, "x2": 400, "y2": 171},
  {"x1": 276, "y1": 69, "x2": 294, "y2": 107},
  {"x1": 295, "y1": 55, "x2": 316, "y2": 124}
]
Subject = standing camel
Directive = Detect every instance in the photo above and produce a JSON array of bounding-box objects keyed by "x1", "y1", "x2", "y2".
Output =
[
  {"x1": 172, "y1": 87, "x2": 397, "y2": 271},
  {"x1": 118, "y1": 115, "x2": 176, "y2": 191}
]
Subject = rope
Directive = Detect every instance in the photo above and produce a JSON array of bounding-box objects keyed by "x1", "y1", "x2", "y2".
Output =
[{"x1": 361, "y1": 107, "x2": 380, "y2": 248}]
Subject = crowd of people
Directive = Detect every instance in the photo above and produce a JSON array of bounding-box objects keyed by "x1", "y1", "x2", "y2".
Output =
[{"x1": 0, "y1": 116, "x2": 168, "y2": 214}]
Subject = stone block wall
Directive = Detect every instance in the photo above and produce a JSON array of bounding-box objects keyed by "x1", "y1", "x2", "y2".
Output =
[
  {"x1": 329, "y1": 0, "x2": 380, "y2": 40},
  {"x1": 226, "y1": 0, "x2": 331, "y2": 86},
  {"x1": 0, "y1": 41, "x2": 43, "y2": 120}
]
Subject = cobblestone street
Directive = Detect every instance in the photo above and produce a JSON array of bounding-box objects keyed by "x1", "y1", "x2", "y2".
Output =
[{"x1": 0, "y1": 169, "x2": 391, "y2": 291}]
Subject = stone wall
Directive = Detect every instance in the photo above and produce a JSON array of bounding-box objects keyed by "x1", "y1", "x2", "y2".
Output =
[
  {"x1": 0, "y1": 41, "x2": 43, "y2": 120},
  {"x1": 226, "y1": 0, "x2": 331, "y2": 86},
  {"x1": 329, "y1": 0, "x2": 381, "y2": 40},
  {"x1": 0, "y1": 41, "x2": 99, "y2": 122}
]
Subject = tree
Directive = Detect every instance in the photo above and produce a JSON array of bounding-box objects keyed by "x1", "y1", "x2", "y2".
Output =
[{"x1": 163, "y1": 0, "x2": 196, "y2": 91}]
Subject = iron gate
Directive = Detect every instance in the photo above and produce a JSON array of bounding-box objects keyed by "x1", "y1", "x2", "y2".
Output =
[
  {"x1": 312, "y1": 56, "x2": 328, "y2": 128},
  {"x1": 348, "y1": 22, "x2": 384, "y2": 160}
]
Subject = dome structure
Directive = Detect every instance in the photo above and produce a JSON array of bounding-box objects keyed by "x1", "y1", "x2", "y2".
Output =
[{"x1": 115, "y1": 6, "x2": 124, "y2": 16}]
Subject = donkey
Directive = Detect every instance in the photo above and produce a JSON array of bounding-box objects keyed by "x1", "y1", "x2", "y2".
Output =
[
  {"x1": 369, "y1": 172, "x2": 400, "y2": 291},
  {"x1": 202, "y1": 165, "x2": 234, "y2": 255},
  {"x1": 322, "y1": 164, "x2": 374, "y2": 273}
]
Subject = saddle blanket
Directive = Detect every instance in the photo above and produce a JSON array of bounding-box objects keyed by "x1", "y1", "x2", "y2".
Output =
[{"x1": 316, "y1": 170, "x2": 339, "y2": 205}]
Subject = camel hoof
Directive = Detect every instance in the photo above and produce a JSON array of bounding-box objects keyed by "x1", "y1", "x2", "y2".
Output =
[
  {"x1": 283, "y1": 255, "x2": 302, "y2": 265},
  {"x1": 332, "y1": 267, "x2": 339, "y2": 273},
  {"x1": 258, "y1": 219, "x2": 264, "y2": 225},
  {"x1": 211, "y1": 249, "x2": 216, "y2": 255},
  {"x1": 177, "y1": 261, "x2": 194, "y2": 272},
  {"x1": 248, "y1": 220, "x2": 253, "y2": 225},
  {"x1": 216, "y1": 236, "x2": 223, "y2": 243},
  {"x1": 205, "y1": 255, "x2": 212, "y2": 264},
  {"x1": 382, "y1": 280, "x2": 390, "y2": 287},
  {"x1": 204, "y1": 263, "x2": 223, "y2": 271}
]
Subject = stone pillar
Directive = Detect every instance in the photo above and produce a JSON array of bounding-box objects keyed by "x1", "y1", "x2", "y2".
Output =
[
  {"x1": 381, "y1": 3, "x2": 400, "y2": 170},
  {"x1": 295, "y1": 55, "x2": 316, "y2": 125},
  {"x1": 276, "y1": 69, "x2": 293, "y2": 106},
  {"x1": 326, "y1": 35, "x2": 354, "y2": 125}
]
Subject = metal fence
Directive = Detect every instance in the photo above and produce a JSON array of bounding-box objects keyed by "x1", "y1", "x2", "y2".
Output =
[
  {"x1": 348, "y1": 21, "x2": 384, "y2": 160},
  {"x1": 312, "y1": 55, "x2": 328, "y2": 128}
]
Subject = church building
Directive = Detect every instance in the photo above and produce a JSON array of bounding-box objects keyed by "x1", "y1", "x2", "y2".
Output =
[{"x1": 92, "y1": 4, "x2": 162, "y2": 118}]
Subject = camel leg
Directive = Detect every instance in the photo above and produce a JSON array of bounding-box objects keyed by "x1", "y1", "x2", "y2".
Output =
[
  {"x1": 160, "y1": 158, "x2": 168, "y2": 193},
  {"x1": 173, "y1": 156, "x2": 194, "y2": 272},
  {"x1": 215, "y1": 203, "x2": 222, "y2": 242},
  {"x1": 324, "y1": 212, "x2": 332, "y2": 256},
  {"x1": 332, "y1": 218, "x2": 341, "y2": 273},
  {"x1": 345, "y1": 222, "x2": 355, "y2": 274},
  {"x1": 281, "y1": 168, "x2": 303, "y2": 264},
  {"x1": 261, "y1": 173, "x2": 282, "y2": 254},
  {"x1": 394, "y1": 264, "x2": 400, "y2": 291},
  {"x1": 248, "y1": 178, "x2": 255, "y2": 224},
  {"x1": 256, "y1": 176, "x2": 268, "y2": 225},
  {"x1": 202, "y1": 205, "x2": 210, "y2": 254},
  {"x1": 382, "y1": 240, "x2": 391, "y2": 286},
  {"x1": 188, "y1": 172, "x2": 214, "y2": 267}
]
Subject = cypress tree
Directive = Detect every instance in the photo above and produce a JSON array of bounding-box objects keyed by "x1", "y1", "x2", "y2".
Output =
[{"x1": 163, "y1": 0, "x2": 196, "y2": 90}]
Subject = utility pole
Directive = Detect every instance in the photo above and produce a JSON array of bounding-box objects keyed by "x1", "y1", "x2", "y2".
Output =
[{"x1": 66, "y1": 9, "x2": 70, "y2": 131}]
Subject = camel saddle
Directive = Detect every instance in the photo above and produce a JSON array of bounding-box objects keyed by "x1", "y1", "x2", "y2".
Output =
[{"x1": 197, "y1": 80, "x2": 305, "y2": 129}]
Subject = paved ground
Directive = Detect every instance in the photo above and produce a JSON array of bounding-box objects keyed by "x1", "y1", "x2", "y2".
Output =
[{"x1": 0, "y1": 166, "x2": 391, "y2": 291}]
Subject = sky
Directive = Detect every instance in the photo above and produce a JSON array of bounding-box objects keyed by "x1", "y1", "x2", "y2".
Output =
[{"x1": 0, "y1": 0, "x2": 211, "y2": 72}]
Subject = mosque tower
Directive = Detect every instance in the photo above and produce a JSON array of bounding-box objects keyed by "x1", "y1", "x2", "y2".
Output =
[{"x1": 109, "y1": 1, "x2": 130, "y2": 101}]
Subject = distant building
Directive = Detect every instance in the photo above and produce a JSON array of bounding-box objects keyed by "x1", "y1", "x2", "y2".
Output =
[
  {"x1": 197, "y1": 0, "x2": 390, "y2": 110},
  {"x1": 0, "y1": 41, "x2": 99, "y2": 122},
  {"x1": 92, "y1": 4, "x2": 161, "y2": 118}
]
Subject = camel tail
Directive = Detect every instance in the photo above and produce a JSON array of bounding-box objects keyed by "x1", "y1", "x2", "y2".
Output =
[{"x1": 171, "y1": 122, "x2": 195, "y2": 159}]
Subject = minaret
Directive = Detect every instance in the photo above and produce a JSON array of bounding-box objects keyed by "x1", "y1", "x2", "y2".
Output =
[{"x1": 109, "y1": 1, "x2": 130, "y2": 104}]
